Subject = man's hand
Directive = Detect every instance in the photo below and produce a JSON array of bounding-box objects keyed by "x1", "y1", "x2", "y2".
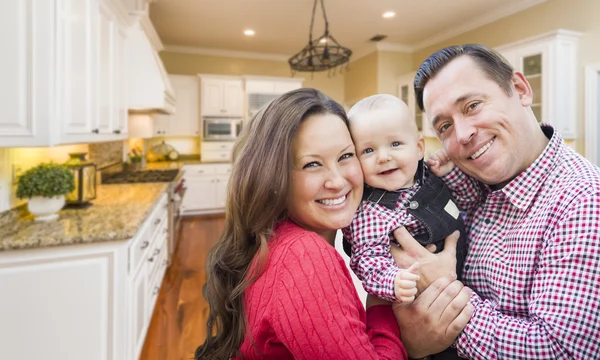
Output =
[
  {"x1": 391, "y1": 275, "x2": 474, "y2": 358},
  {"x1": 390, "y1": 227, "x2": 458, "y2": 293},
  {"x1": 427, "y1": 149, "x2": 455, "y2": 177}
]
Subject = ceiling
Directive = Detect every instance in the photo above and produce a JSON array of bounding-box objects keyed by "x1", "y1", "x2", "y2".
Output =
[{"x1": 150, "y1": 0, "x2": 545, "y2": 57}]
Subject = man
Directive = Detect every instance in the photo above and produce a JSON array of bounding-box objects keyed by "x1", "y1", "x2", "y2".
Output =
[{"x1": 392, "y1": 44, "x2": 600, "y2": 359}]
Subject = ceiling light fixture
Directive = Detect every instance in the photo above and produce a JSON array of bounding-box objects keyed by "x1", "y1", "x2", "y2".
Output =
[
  {"x1": 383, "y1": 11, "x2": 396, "y2": 18},
  {"x1": 288, "y1": 0, "x2": 351, "y2": 75},
  {"x1": 244, "y1": 29, "x2": 255, "y2": 36}
]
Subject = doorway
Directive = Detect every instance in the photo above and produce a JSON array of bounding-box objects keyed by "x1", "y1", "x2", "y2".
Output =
[{"x1": 585, "y1": 64, "x2": 600, "y2": 165}]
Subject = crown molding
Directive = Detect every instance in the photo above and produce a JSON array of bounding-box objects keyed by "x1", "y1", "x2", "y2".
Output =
[
  {"x1": 412, "y1": 0, "x2": 548, "y2": 51},
  {"x1": 163, "y1": 45, "x2": 291, "y2": 62}
]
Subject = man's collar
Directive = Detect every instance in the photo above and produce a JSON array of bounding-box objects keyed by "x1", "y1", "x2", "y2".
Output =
[{"x1": 499, "y1": 125, "x2": 561, "y2": 209}]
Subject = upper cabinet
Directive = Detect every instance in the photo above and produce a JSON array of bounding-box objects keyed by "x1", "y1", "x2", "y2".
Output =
[
  {"x1": 397, "y1": 72, "x2": 436, "y2": 138},
  {"x1": 244, "y1": 76, "x2": 303, "y2": 118},
  {"x1": 199, "y1": 76, "x2": 244, "y2": 117},
  {"x1": 0, "y1": 0, "x2": 132, "y2": 147},
  {"x1": 496, "y1": 29, "x2": 581, "y2": 139}
]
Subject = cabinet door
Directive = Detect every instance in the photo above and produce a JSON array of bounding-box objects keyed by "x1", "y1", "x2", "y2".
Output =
[
  {"x1": 0, "y1": 251, "x2": 117, "y2": 360},
  {"x1": 223, "y1": 80, "x2": 244, "y2": 116},
  {"x1": 168, "y1": 75, "x2": 200, "y2": 136},
  {"x1": 398, "y1": 72, "x2": 435, "y2": 137},
  {"x1": 153, "y1": 114, "x2": 169, "y2": 136},
  {"x1": 201, "y1": 79, "x2": 225, "y2": 116},
  {"x1": 130, "y1": 265, "x2": 147, "y2": 360},
  {"x1": 0, "y1": 0, "x2": 53, "y2": 147},
  {"x1": 57, "y1": 0, "x2": 99, "y2": 136},
  {"x1": 215, "y1": 175, "x2": 230, "y2": 208},
  {"x1": 181, "y1": 178, "x2": 216, "y2": 212},
  {"x1": 514, "y1": 45, "x2": 547, "y2": 125},
  {"x1": 98, "y1": 4, "x2": 114, "y2": 135},
  {"x1": 113, "y1": 26, "x2": 128, "y2": 136}
]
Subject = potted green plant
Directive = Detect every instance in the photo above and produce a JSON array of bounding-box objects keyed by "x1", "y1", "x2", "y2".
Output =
[{"x1": 16, "y1": 163, "x2": 75, "y2": 222}]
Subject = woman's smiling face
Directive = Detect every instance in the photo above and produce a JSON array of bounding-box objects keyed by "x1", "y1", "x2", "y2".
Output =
[{"x1": 286, "y1": 113, "x2": 364, "y2": 239}]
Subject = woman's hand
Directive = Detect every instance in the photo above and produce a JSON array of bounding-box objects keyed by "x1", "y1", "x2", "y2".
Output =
[
  {"x1": 390, "y1": 227, "x2": 458, "y2": 293},
  {"x1": 391, "y1": 275, "x2": 474, "y2": 358}
]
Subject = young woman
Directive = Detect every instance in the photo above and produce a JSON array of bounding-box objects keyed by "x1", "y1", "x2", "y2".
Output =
[{"x1": 195, "y1": 88, "x2": 407, "y2": 359}]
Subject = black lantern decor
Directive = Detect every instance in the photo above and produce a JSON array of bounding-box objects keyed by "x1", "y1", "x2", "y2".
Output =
[
  {"x1": 288, "y1": 0, "x2": 352, "y2": 75},
  {"x1": 64, "y1": 152, "x2": 97, "y2": 205}
]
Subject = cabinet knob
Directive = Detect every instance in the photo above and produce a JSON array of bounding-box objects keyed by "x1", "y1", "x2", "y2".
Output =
[
  {"x1": 154, "y1": 219, "x2": 161, "y2": 225},
  {"x1": 221, "y1": 109, "x2": 226, "y2": 113},
  {"x1": 91, "y1": 129, "x2": 99, "y2": 134},
  {"x1": 140, "y1": 241, "x2": 149, "y2": 249},
  {"x1": 153, "y1": 286, "x2": 160, "y2": 295},
  {"x1": 113, "y1": 129, "x2": 121, "y2": 134}
]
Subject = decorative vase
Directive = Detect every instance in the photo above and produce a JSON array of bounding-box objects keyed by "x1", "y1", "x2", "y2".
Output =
[{"x1": 27, "y1": 195, "x2": 65, "y2": 222}]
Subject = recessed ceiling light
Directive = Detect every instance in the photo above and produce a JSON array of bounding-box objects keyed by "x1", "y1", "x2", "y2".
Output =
[
  {"x1": 382, "y1": 11, "x2": 395, "y2": 18},
  {"x1": 244, "y1": 29, "x2": 255, "y2": 36}
]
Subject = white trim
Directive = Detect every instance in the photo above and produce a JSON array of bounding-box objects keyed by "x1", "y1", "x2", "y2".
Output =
[
  {"x1": 412, "y1": 0, "x2": 548, "y2": 51},
  {"x1": 585, "y1": 63, "x2": 600, "y2": 165},
  {"x1": 495, "y1": 29, "x2": 582, "y2": 51},
  {"x1": 163, "y1": 45, "x2": 290, "y2": 62}
]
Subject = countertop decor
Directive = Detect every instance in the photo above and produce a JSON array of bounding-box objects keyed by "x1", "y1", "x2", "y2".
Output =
[{"x1": 0, "y1": 183, "x2": 168, "y2": 251}]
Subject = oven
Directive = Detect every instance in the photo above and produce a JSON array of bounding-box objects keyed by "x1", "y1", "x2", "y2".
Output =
[{"x1": 203, "y1": 117, "x2": 243, "y2": 141}]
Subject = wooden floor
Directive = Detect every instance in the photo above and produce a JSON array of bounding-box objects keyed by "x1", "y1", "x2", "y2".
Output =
[{"x1": 140, "y1": 214, "x2": 225, "y2": 360}]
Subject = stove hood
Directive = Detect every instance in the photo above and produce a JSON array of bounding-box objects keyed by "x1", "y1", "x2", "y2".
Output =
[{"x1": 126, "y1": 16, "x2": 176, "y2": 114}]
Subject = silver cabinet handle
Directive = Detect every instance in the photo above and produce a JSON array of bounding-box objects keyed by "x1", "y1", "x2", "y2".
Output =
[
  {"x1": 154, "y1": 219, "x2": 161, "y2": 225},
  {"x1": 140, "y1": 241, "x2": 149, "y2": 249},
  {"x1": 153, "y1": 286, "x2": 159, "y2": 295}
]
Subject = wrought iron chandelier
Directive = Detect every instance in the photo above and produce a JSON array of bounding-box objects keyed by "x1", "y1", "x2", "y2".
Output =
[{"x1": 288, "y1": 0, "x2": 352, "y2": 75}]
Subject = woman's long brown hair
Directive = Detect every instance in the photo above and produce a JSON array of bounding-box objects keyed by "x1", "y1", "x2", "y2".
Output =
[{"x1": 195, "y1": 88, "x2": 349, "y2": 359}]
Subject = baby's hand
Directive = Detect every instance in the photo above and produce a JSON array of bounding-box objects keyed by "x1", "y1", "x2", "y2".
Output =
[
  {"x1": 394, "y1": 263, "x2": 420, "y2": 303},
  {"x1": 427, "y1": 149, "x2": 455, "y2": 177}
]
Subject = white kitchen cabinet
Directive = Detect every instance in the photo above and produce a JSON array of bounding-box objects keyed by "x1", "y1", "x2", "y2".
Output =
[
  {"x1": 181, "y1": 164, "x2": 232, "y2": 215},
  {"x1": 397, "y1": 72, "x2": 436, "y2": 138},
  {"x1": 0, "y1": 193, "x2": 169, "y2": 360},
  {"x1": 496, "y1": 29, "x2": 581, "y2": 139},
  {"x1": 151, "y1": 75, "x2": 200, "y2": 137},
  {"x1": 199, "y1": 76, "x2": 244, "y2": 117},
  {"x1": 201, "y1": 141, "x2": 234, "y2": 163},
  {"x1": 0, "y1": 0, "x2": 130, "y2": 147}
]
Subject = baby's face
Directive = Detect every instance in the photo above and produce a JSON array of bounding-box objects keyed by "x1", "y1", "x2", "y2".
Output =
[{"x1": 350, "y1": 108, "x2": 424, "y2": 191}]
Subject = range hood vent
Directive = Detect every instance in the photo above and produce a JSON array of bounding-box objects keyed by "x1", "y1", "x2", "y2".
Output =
[{"x1": 126, "y1": 17, "x2": 176, "y2": 114}]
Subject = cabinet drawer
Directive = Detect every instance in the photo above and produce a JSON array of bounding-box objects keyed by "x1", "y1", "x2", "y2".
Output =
[
  {"x1": 183, "y1": 164, "x2": 217, "y2": 177},
  {"x1": 202, "y1": 141, "x2": 234, "y2": 152},
  {"x1": 201, "y1": 150, "x2": 231, "y2": 163},
  {"x1": 129, "y1": 194, "x2": 168, "y2": 273}
]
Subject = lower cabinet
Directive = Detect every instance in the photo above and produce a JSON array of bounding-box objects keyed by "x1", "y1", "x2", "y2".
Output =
[
  {"x1": 0, "y1": 193, "x2": 169, "y2": 360},
  {"x1": 181, "y1": 164, "x2": 232, "y2": 215}
]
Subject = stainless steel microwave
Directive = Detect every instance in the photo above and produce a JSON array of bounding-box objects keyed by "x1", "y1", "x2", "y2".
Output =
[{"x1": 203, "y1": 117, "x2": 243, "y2": 141}]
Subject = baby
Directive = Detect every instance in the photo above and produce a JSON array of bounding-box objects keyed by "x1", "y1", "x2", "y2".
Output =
[{"x1": 342, "y1": 94, "x2": 468, "y2": 303}]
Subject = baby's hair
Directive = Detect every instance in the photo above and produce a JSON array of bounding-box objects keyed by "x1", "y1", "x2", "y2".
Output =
[{"x1": 348, "y1": 94, "x2": 409, "y2": 122}]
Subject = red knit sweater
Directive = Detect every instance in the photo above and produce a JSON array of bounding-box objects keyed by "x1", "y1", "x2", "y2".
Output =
[{"x1": 236, "y1": 220, "x2": 407, "y2": 360}]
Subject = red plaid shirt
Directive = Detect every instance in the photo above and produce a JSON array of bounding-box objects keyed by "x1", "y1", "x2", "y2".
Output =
[
  {"x1": 342, "y1": 182, "x2": 430, "y2": 301},
  {"x1": 443, "y1": 125, "x2": 600, "y2": 359}
]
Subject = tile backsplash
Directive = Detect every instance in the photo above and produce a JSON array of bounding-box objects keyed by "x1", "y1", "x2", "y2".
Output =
[{"x1": 88, "y1": 141, "x2": 124, "y2": 169}]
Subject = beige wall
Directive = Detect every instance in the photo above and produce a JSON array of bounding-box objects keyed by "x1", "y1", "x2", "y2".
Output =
[
  {"x1": 377, "y1": 51, "x2": 413, "y2": 96},
  {"x1": 344, "y1": 52, "x2": 379, "y2": 107},
  {"x1": 159, "y1": 52, "x2": 345, "y2": 104},
  {"x1": 412, "y1": 0, "x2": 600, "y2": 155}
]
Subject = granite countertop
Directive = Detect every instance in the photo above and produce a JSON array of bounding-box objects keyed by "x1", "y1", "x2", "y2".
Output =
[
  {"x1": 0, "y1": 183, "x2": 169, "y2": 252},
  {"x1": 145, "y1": 154, "x2": 202, "y2": 170}
]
